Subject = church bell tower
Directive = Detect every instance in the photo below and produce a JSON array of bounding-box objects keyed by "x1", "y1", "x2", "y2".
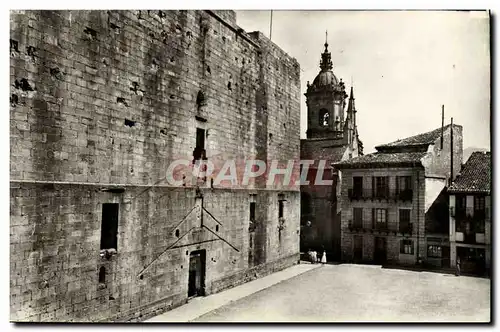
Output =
[{"x1": 305, "y1": 32, "x2": 348, "y2": 140}]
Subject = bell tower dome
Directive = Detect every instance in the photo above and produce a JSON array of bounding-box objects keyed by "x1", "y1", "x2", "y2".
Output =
[{"x1": 305, "y1": 32, "x2": 348, "y2": 140}]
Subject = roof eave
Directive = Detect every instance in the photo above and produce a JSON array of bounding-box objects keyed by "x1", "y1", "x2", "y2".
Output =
[
  {"x1": 375, "y1": 143, "x2": 431, "y2": 151},
  {"x1": 447, "y1": 189, "x2": 490, "y2": 195},
  {"x1": 333, "y1": 161, "x2": 424, "y2": 170}
]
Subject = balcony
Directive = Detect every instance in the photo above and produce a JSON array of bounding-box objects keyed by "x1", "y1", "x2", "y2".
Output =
[
  {"x1": 347, "y1": 220, "x2": 372, "y2": 233},
  {"x1": 374, "y1": 222, "x2": 399, "y2": 233},
  {"x1": 399, "y1": 223, "x2": 413, "y2": 234},
  {"x1": 347, "y1": 188, "x2": 413, "y2": 202},
  {"x1": 453, "y1": 207, "x2": 474, "y2": 219},
  {"x1": 348, "y1": 220, "x2": 365, "y2": 230},
  {"x1": 347, "y1": 220, "x2": 407, "y2": 236},
  {"x1": 455, "y1": 231, "x2": 486, "y2": 245},
  {"x1": 453, "y1": 207, "x2": 489, "y2": 222},
  {"x1": 396, "y1": 189, "x2": 413, "y2": 201},
  {"x1": 348, "y1": 189, "x2": 370, "y2": 200}
]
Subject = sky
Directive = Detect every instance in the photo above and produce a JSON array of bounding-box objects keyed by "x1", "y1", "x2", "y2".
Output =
[{"x1": 235, "y1": 10, "x2": 490, "y2": 154}]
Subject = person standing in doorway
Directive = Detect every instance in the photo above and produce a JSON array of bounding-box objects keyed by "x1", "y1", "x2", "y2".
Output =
[
  {"x1": 456, "y1": 256, "x2": 461, "y2": 276},
  {"x1": 321, "y1": 250, "x2": 327, "y2": 264}
]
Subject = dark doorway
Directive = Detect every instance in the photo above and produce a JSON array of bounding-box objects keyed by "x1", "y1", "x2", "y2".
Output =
[
  {"x1": 457, "y1": 247, "x2": 486, "y2": 275},
  {"x1": 441, "y1": 246, "x2": 450, "y2": 268},
  {"x1": 353, "y1": 235, "x2": 363, "y2": 262},
  {"x1": 374, "y1": 237, "x2": 387, "y2": 264},
  {"x1": 188, "y1": 250, "x2": 206, "y2": 298}
]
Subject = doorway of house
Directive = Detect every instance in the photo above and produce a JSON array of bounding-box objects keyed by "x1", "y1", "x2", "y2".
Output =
[
  {"x1": 353, "y1": 235, "x2": 363, "y2": 263},
  {"x1": 374, "y1": 237, "x2": 387, "y2": 264},
  {"x1": 188, "y1": 250, "x2": 206, "y2": 298}
]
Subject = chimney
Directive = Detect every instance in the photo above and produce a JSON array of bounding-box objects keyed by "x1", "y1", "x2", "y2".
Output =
[
  {"x1": 441, "y1": 105, "x2": 444, "y2": 150},
  {"x1": 450, "y1": 117, "x2": 454, "y2": 186}
]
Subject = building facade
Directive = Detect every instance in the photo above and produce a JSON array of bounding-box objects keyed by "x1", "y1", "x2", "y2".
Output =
[
  {"x1": 335, "y1": 124, "x2": 462, "y2": 267},
  {"x1": 300, "y1": 39, "x2": 363, "y2": 260},
  {"x1": 10, "y1": 10, "x2": 301, "y2": 322},
  {"x1": 448, "y1": 151, "x2": 491, "y2": 275}
]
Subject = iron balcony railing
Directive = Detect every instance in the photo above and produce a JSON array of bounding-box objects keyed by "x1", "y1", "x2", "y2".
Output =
[
  {"x1": 348, "y1": 188, "x2": 413, "y2": 202},
  {"x1": 347, "y1": 220, "x2": 406, "y2": 235},
  {"x1": 399, "y1": 222, "x2": 413, "y2": 234},
  {"x1": 451, "y1": 207, "x2": 489, "y2": 221}
]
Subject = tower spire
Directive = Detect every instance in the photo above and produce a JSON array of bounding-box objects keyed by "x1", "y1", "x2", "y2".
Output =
[
  {"x1": 320, "y1": 30, "x2": 333, "y2": 72},
  {"x1": 349, "y1": 87, "x2": 355, "y2": 110}
]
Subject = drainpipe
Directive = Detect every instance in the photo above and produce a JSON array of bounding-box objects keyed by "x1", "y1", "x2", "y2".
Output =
[
  {"x1": 450, "y1": 117, "x2": 454, "y2": 185},
  {"x1": 416, "y1": 170, "x2": 420, "y2": 265},
  {"x1": 441, "y1": 105, "x2": 444, "y2": 150}
]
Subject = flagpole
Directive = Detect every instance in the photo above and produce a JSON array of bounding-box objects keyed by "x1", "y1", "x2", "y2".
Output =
[{"x1": 270, "y1": 10, "x2": 273, "y2": 40}]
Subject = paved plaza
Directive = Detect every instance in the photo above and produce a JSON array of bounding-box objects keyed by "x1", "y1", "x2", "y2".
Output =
[{"x1": 150, "y1": 263, "x2": 490, "y2": 323}]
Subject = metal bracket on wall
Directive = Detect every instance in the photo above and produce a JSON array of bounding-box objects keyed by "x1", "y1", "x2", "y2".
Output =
[{"x1": 136, "y1": 202, "x2": 239, "y2": 278}]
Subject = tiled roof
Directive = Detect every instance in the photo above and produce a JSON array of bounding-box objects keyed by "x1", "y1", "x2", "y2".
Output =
[
  {"x1": 376, "y1": 124, "x2": 454, "y2": 149},
  {"x1": 448, "y1": 151, "x2": 491, "y2": 193},
  {"x1": 334, "y1": 151, "x2": 427, "y2": 169},
  {"x1": 301, "y1": 140, "x2": 348, "y2": 163}
]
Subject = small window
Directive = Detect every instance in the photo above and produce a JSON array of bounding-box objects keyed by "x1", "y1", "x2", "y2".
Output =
[
  {"x1": 353, "y1": 208, "x2": 363, "y2": 228},
  {"x1": 475, "y1": 219, "x2": 485, "y2": 233},
  {"x1": 250, "y1": 202, "x2": 256, "y2": 221},
  {"x1": 456, "y1": 195, "x2": 467, "y2": 209},
  {"x1": 100, "y1": 203, "x2": 119, "y2": 250},
  {"x1": 196, "y1": 128, "x2": 205, "y2": 149},
  {"x1": 427, "y1": 245, "x2": 442, "y2": 258},
  {"x1": 400, "y1": 240, "x2": 414, "y2": 255},
  {"x1": 396, "y1": 176, "x2": 412, "y2": 193},
  {"x1": 474, "y1": 196, "x2": 485, "y2": 211},
  {"x1": 353, "y1": 177, "x2": 363, "y2": 194},
  {"x1": 399, "y1": 209, "x2": 411, "y2": 232},
  {"x1": 98, "y1": 266, "x2": 106, "y2": 284},
  {"x1": 373, "y1": 177, "x2": 389, "y2": 198},
  {"x1": 373, "y1": 208, "x2": 388, "y2": 230},
  {"x1": 279, "y1": 200, "x2": 284, "y2": 218},
  {"x1": 319, "y1": 109, "x2": 329, "y2": 127},
  {"x1": 375, "y1": 209, "x2": 387, "y2": 223},
  {"x1": 193, "y1": 128, "x2": 206, "y2": 161}
]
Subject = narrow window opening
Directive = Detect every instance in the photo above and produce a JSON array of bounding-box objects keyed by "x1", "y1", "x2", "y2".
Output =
[
  {"x1": 10, "y1": 39, "x2": 19, "y2": 53},
  {"x1": 250, "y1": 202, "x2": 256, "y2": 221},
  {"x1": 216, "y1": 225, "x2": 219, "y2": 232},
  {"x1": 124, "y1": 118, "x2": 135, "y2": 127},
  {"x1": 193, "y1": 128, "x2": 206, "y2": 162},
  {"x1": 100, "y1": 203, "x2": 119, "y2": 250},
  {"x1": 353, "y1": 208, "x2": 363, "y2": 228},
  {"x1": 117, "y1": 97, "x2": 128, "y2": 106},
  {"x1": 175, "y1": 229, "x2": 180, "y2": 237},
  {"x1": 319, "y1": 109, "x2": 329, "y2": 127},
  {"x1": 352, "y1": 176, "x2": 363, "y2": 198},
  {"x1": 399, "y1": 209, "x2": 411, "y2": 233},
  {"x1": 98, "y1": 266, "x2": 106, "y2": 284}
]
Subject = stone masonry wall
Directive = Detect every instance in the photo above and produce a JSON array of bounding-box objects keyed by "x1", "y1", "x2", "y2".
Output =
[
  {"x1": 422, "y1": 124, "x2": 463, "y2": 182},
  {"x1": 10, "y1": 10, "x2": 301, "y2": 322}
]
